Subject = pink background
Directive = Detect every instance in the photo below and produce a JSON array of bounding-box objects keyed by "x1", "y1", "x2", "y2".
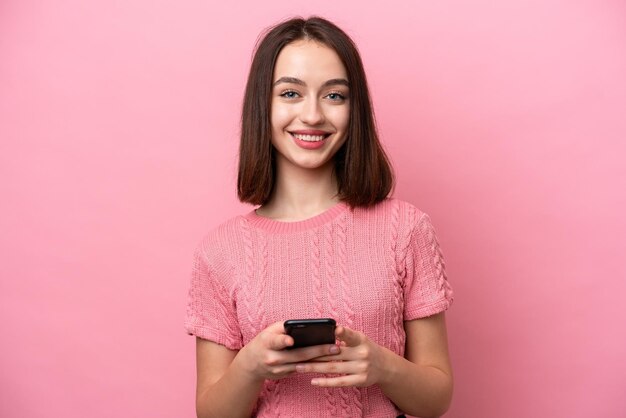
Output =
[{"x1": 2, "y1": 1, "x2": 625, "y2": 417}]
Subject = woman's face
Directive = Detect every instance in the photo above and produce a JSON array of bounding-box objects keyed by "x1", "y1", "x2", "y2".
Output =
[{"x1": 270, "y1": 39, "x2": 350, "y2": 173}]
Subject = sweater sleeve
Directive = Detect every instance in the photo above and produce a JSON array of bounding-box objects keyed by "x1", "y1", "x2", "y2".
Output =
[
  {"x1": 403, "y1": 212, "x2": 454, "y2": 320},
  {"x1": 184, "y1": 242, "x2": 243, "y2": 350}
]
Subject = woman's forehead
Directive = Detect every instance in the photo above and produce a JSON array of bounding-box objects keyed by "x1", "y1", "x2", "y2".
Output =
[{"x1": 273, "y1": 40, "x2": 348, "y2": 83}]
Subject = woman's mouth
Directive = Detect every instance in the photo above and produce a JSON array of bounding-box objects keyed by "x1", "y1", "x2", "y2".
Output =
[{"x1": 289, "y1": 132, "x2": 331, "y2": 150}]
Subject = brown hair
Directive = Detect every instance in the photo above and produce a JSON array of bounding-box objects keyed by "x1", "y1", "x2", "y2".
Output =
[{"x1": 237, "y1": 16, "x2": 395, "y2": 208}]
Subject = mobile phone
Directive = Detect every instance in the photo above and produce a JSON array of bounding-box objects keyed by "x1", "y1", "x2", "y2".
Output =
[{"x1": 284, "y1": 318, "x2": 336, "y2": 349}]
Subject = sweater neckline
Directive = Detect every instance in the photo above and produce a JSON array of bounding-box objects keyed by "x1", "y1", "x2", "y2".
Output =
[{"x1": 244, "y1": 201, "x2": 349, "y2": 233}]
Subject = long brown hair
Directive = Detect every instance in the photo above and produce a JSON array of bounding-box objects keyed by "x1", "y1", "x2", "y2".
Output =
[{"x1": 237, "y1": 16, "x2": 395, "y2": 208}]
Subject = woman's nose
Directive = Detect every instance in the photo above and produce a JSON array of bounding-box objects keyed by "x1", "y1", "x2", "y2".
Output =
[{"x1": 299, "y1": 98, "x2": 325, "y2": 125}]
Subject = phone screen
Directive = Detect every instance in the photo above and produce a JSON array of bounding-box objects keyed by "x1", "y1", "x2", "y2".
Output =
[{"x1": 284, "y1": 318, "x2": 336, "y2": 349}]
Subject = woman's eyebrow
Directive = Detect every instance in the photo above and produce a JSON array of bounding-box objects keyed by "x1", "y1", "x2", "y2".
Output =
[{"x1": 273, "y1": 77, "x2": 349, "y2": 88}]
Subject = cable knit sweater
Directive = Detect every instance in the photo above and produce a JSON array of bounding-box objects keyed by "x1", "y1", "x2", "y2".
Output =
[{"x1": 184, "y1": 197, "x2": 454, "y2": 417}]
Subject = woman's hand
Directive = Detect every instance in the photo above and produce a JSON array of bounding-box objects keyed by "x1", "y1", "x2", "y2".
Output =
[
  {"x1": 293, "y1": 325, "x2": 390, "y2": 388},
  {"x1": 236, "y1": 321, "x2": 341, "y2": 383}
]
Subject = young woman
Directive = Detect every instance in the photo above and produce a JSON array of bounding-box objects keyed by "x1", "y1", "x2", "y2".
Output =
[{"x1": 185, "y1": 16, "x2": 454, "y2": 418}]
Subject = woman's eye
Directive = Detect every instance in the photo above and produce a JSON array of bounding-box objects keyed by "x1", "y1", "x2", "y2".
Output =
[
  {"x1": 280, "y1": 90, "x2": 299, "y2": 99},
  {"x1": 326, "y1": 92, "x2": 345, "y2": 101}
]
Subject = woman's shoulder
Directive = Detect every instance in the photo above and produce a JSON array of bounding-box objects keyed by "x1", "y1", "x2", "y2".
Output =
[
  {"x1": 356, "y1": 196, "x2": 427, "y2": 225},
  {"x1": 192, "y1": 210, "x2": 254, "y2": 265}
]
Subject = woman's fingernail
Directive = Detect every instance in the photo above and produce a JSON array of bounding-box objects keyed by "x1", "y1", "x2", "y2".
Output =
[
  {"x1": 311, "y1": 379, "x2": 320, "y2": 385},
  {"x1": 330, "y1": 345, "x2": 340, "y2": 354},
  {"x1": 296, "y1": 365, "x2": 305, "y2": 372}
]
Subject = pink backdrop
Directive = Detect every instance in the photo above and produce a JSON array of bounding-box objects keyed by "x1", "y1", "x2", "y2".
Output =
[{"x1": 2, "y1": 1, "x2": 625, "y2": 417}]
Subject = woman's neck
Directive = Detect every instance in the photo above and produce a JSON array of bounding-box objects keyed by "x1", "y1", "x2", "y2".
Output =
[{"x1": 256, "y1": 160, "x2": 341, "y2": 221}]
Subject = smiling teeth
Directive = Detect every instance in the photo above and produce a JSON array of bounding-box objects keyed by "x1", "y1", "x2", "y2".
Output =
[{"x1": 293, "y1": 134, "x2": 326, "y2": 142}]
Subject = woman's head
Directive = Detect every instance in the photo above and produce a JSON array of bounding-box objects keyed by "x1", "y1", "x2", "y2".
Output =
[
  {"x1": 237, "y1": 16, "x2": 394, "y2": 207},
  {"x1": 270, "y1": 38, "x2": 351, "y2": 178}
]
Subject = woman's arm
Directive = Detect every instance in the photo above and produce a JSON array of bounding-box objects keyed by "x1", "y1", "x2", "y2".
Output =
[
  {"x1": 195, "y1": 338, "x2": 263, "y2": 418},
  {"x1": 378, "y1": 312, "x2": 453, "y2": 417},
  {"x1": 195, "y1": 321, "x2": 342, "y2": 418},
  {"x1": 295, "y1": 312, "x2": 453, "y2": 418}
]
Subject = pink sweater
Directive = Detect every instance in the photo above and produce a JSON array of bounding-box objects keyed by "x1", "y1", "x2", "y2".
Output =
[{"x1": 184, "y1": 197, "x2": 454, "y2": 417}]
